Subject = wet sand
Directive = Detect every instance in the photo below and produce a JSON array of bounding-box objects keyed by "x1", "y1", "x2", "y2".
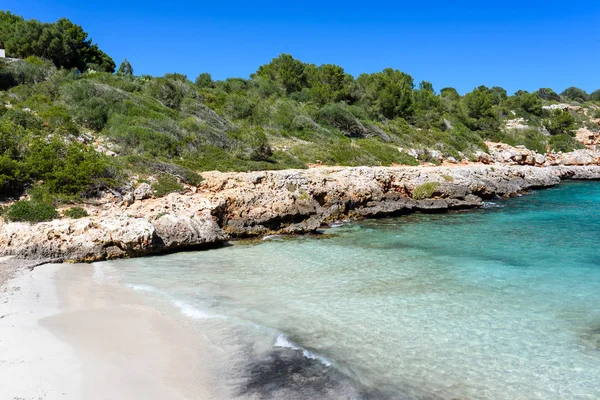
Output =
[{"x1": 0, "y1": 263, "x2": 235, "y2": 400}]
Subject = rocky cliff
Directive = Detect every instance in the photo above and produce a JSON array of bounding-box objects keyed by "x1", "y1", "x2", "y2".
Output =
[{"x1": 1, "y1": 164, "x2": 600, "y2": 263}]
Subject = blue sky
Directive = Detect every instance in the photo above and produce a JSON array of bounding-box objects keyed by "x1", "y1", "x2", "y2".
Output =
[{"x1": 3, "y1": 0, "x2": 600, "y2": 94}]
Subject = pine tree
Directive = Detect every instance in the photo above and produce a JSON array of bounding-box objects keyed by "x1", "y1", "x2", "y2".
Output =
[{"x1": 117, "y1": 58, "x2": 133, "y2": 76}]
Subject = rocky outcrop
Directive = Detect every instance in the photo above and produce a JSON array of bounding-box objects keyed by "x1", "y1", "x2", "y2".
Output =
[
  {"x1": 1, "y1": 165, "x2": 600, "y2": 263},
  {"x1": 201, "y1": 165, "x2": 600, "y2": 237}
]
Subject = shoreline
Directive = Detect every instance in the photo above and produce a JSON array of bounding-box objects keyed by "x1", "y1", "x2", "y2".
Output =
[
  {"x1": 1, "y1": 178, "x2": 599, "y2": 399},
  {"x1": 1, "y1": 164, "x2": 600, "y2": 266},
  {"x1": 0, "y1": 262, "x2": 237, "y2": 400}
]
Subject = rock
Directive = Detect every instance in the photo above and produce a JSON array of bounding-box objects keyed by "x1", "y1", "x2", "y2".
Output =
[
  {"x1": 122, "y1": 192, "x2": 134, "y2": 206},
  {"x1": 556, "y1": 150, "x2": 599, "y2": 166},
  {"x1": 475, "y1": 151, "x2": 491, "y2": 164},
  {"x1": 535, "y1": 154, "x2": 546, "y2": 165},
  {"x1": 152, "y1": 214, "x2": 224, "y2": 249},
  {"x1": 133, "y1": 183, "x2": 154, "y2": 201},
  {"x1": 3, "y1": 164, "x2": 600, "y2": 263}
]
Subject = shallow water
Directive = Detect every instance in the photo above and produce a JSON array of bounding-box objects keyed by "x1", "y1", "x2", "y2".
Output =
[{"x1": 101, "y1": 181, "x2": 600, "y2": 399}]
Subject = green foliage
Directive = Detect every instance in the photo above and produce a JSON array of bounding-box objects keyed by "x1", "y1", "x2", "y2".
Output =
[
  {"x1": 357, "y1": 68, "x2": 414, "y2": 119},
  {"x1": 152, "y1": 174, "x2": 183, "y2": 197},
  {"x1": 316, "y1": 103, "x2": 368, "y2": 137},
  {"x1": 487, "y1": 129, "x2": 547, "y2": 154},
  {"x1": 2, "y1": 12, "x2": 600, "y2": 207},
  {"x1": 561, "y1": 87, "x2": 588, "y2": 103},
  {"x1": 63, "y1": 206, "x2": 88, "y2": 219},
  {"x1": 440, "y1": 87, "x2": 460, "y2": 101},
  {"x1": 195, "y1": 72, "x2": 213, "y2": 88},
  {"x1": 117, "y1": 59, "x2": 134, "y2": 76},
  {"x1": 546, "y1": 109, "x2": 576, "y2": 136},
  {"x1": 143, "y1": 76, "x2": 189, "y2": 109},
  {"x1": 356, "y1": 139, "x2": 418, "y2": 166},
  {"x1": 412, "y1": 182, "x2": 440, "y2": 200},
  {"x1": 124, "y1": 156, "x2": 203, "y2": 186},
  {"x1": 589, "y1": 89, "x2": 600, "y2": 102},
  {"x1": 535, "y1": 88, "x2": 560, "y2": 101},
  {"x1": 549, "y1": 134, "x2": 585, "y2": 153},
  {"x1": 255, "y1": 54, "x2": 307, "y2": 94},
  {"x1": 0, "y1": 12, "x2": 114, "y2": 72},
  {"x1": 4, "y1": 200, "x2": 58, "y2": 223}
]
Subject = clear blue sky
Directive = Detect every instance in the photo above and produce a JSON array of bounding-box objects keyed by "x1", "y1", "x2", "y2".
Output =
[{"x1": 3, "y1": 0, "x2": 600, "y2": 94}]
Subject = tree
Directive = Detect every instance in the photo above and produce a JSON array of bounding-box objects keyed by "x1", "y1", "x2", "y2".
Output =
[
  {"x1": 464, "y1": 86, "x2": 495, "y2": 120},
  {"x1": 117, "y1": 59, "x2": 133, "y2": 76},
  {"x1": 535, "y1": 88, "x2": 560, "y2": 101},
  {"x1": 305, "y1": 63, "x2": 350, "y2": 104},
  {"x1": 462, "y1": 85, "x2": 500, "y2": 131},
  {"x1": 412, "y1": 81, "x2": 444, "y2": 128},
  {"x1": 357, "y1": 68, "x2": 414, "y2": 119},
  {"x1": 195, "y1": 72, "x2": 213, "y2": 88},
  {"x1": 489, "y1": 86, "x2": 507, "y2": 105},
  {"x1": 0, "y1": 14, "x2": 115, "y2": 72},
  {"x1": 254, "y1": 54, "x2": 307, "y2": 94},
  {"x1": 546, "y1": 109, "x2": 576, "y2": 135},
  {"x1": 440, "y1": 87, "x2": 460, "y2": 101},
  {"x1": 510, "y1": 91, "x2": 543, "y2": 116},
  {"x1": 589, "y1": 89, "x2": 600, "y2": 102},
  {"x1": 561, "y1": 87, "x2": 588, "y2": 103}
]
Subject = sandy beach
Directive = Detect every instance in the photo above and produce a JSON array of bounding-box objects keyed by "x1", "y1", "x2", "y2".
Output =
[{"x1": 0, "y1": 262, "x2": 236, "y2": 400}]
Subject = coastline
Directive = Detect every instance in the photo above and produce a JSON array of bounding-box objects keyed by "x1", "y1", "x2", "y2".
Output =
[
  {"x1": 1, "y1": 164, "x2": 600, "y2": 265},
  {"x1": 0, "y1": 262, "x2": 236, "y2": 400},
  {"x1": 1, "y1": 176, "x2": 599, "y2": 399}
]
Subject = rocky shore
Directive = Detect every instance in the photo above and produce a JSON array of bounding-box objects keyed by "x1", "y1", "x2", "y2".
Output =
[{"x1": 1, "y1": 163, "x2": 600, "y2": 264}]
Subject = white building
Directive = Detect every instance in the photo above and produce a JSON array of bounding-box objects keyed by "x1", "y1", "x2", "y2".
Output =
[{"x1": 0, "y1": 49, "x2": 5, "y2": 58}]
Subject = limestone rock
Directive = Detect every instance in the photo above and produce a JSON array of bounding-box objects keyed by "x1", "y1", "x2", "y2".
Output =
[{"x1": 133, "y1": 183, "x2": 154, "y2": 201}]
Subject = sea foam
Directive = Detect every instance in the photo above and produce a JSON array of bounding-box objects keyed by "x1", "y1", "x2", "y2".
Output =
[{"x1": 275, "y1": 334, "x2": 332, "y2": 367}]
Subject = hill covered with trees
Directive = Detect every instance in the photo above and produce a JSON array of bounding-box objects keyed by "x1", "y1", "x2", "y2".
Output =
[{"x1": 1, "y1": 11, "x2": 599, "y2": 220}]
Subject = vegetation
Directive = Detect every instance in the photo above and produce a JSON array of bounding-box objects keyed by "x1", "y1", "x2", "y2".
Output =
[
  {"x1": 0, "y1": 11, "x2": 114, "y2": 72},
  {"x1": 152, "y1": 174, "x2": 183, "y2": 197},
  {"x1": 63, "y1": 206, "x2": 88, "y2": 219},
  {"x1": 0, "y1": 10, "x2": 598, "y2": 211},
  {"x1": 412, "y1": 182, "x2": 441, "y2": 200},
  {"x1": 4, "y1": 200, "x2": 58, "y2": 222}
]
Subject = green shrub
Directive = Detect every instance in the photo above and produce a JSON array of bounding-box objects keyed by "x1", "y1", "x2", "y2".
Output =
[
  {"x1": 546, "y1": 109, "x2": 576, "y2": 136},
  {"x1": 412, "y1": 182, "x2": 440, "y2": 200},
  {"x1": 316, "y1": 103, "x2": 367, "y2": 137},
  {"x1": 63, "y1": 206, "x2": 89, "y2": 219},
  {"x1": 549, "y1": 134, "x2": 585, "y2": 153},
  {"x1": 152, "y1": 174, "x2": 183, "y2": 197},
  {"x1": 356, "y1": 139, "x2": 418, "y2": 166},
  {"x1": 5, "y1": 200, "x2": 58, "y2": 223}
]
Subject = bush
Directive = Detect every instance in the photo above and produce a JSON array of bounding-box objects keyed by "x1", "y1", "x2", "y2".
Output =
[
  {"x1": 546, "y1": 109, "x2": 576, "y2": 136},
  {"x1": 63, "y1": 206, "x2": 88, "y2": 219},
  {"x1": 549, "y1": 134, "x2": 585, "y2": 153},
  {"x1": 152, "y1": 174, "x2": 183, "y2": 197},
  {"x1": 356, "y1": 139, "x2": 418, "y2": 166},
  {"x1": 5, "y1": 200, "x2": 58, "y2": 223},
  {"x1": 412, "y1": 182, "x2": 440, "y2": 200}
]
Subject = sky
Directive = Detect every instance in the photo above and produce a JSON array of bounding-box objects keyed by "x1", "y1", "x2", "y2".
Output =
[{"x1": 3, "y1": 0, "x2": 600, "y2": 94}]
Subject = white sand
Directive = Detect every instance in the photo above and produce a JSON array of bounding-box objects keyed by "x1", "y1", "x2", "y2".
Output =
[{"x1": 0, "y1": 263, "x2": 237, "y2": 400}]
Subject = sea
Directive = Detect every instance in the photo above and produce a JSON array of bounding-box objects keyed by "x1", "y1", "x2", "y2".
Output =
[{"x1": 94, "y1": 181, "x2": 600, "y2": 399}]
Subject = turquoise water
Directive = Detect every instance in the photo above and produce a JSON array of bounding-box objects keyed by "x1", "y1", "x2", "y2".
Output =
[{"x1": 100, "y1": 181, "x2": 600, "y2": 399}]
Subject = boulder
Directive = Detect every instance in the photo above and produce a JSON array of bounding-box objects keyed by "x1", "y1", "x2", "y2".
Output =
[{"x1": 133, "y1": 183, "x2": 154, "y2": 201}]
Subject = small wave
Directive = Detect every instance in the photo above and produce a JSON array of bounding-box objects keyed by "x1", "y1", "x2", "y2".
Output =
[
  {"x1": 274, "y1": 334, "x2": 332, "y2": 367},
  {"x1": 262, "y1": 235, "x2": 283, "y2": 241},
  {"x1": 482, "y1": 201, "x2": 505, "y2": 209},
  {"x1": 124, "y1": 283, "x2": 158, "y2": 293},
  {"x1": 328, "y1": 222, "x2": 345, "y2": 228},
  {"x1": 171, "y1": 299, "x2": 220, "y2": 319},
  {"x1": 123, "y1": 282, "x2": 222, "y2": 320}
]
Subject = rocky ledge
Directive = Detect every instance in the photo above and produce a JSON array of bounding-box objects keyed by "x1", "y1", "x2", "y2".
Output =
[{"x1": 1, "y1": 164, "x2": 600, "y2": 263}]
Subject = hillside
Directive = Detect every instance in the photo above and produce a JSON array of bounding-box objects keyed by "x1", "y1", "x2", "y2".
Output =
[{"x1": 1, "y1": 11, "x2": 600, "y2": 221}]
